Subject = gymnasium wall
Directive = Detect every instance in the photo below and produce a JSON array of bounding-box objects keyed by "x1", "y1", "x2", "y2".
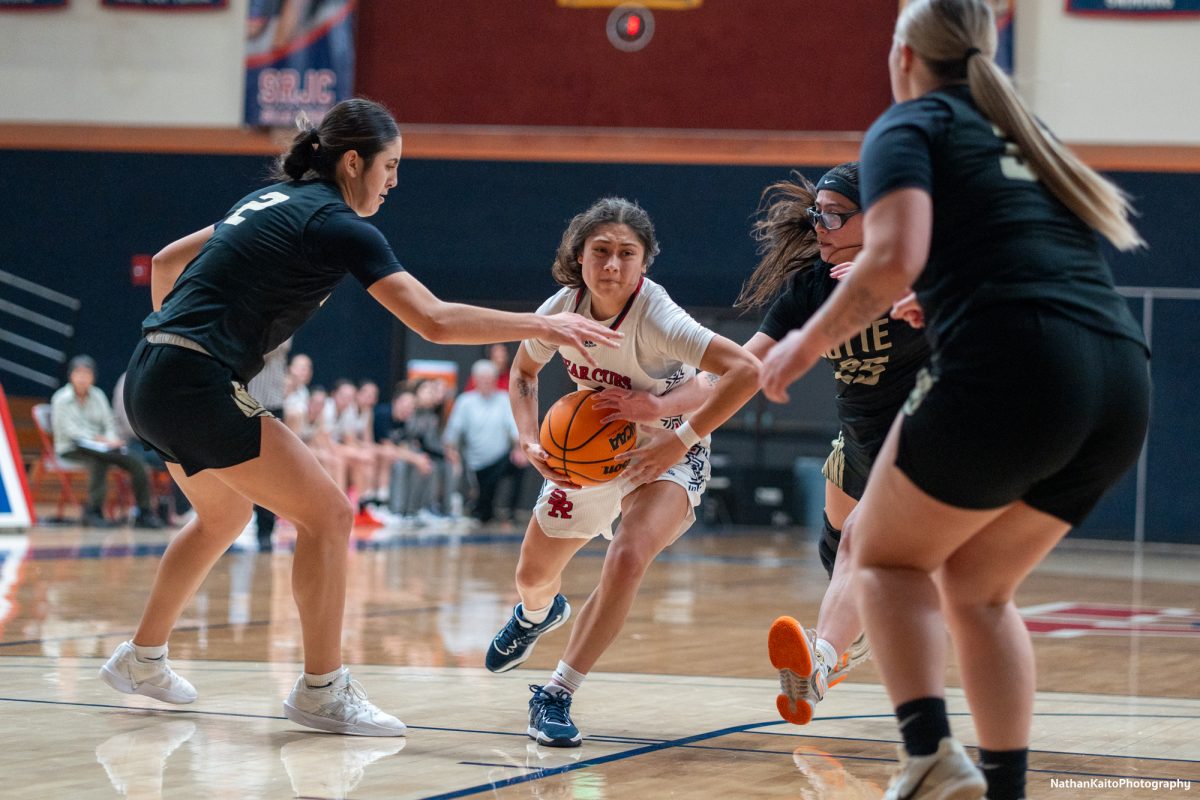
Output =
[
  {"x1": 1, "y1": 2, "x2": 1199, "y2": 141},
  {"x1": 0, "y1": 148, "x2": 1195, "y2": 542}
]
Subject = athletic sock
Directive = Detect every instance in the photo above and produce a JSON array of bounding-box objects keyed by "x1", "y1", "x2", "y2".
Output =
[
  {"x1": 547, "y1": 661, "x2": 586, "y2": 695},
  {"x1": 895, "y1": 696, "x2": 951, "y2": 756},
  {"x1": 304, "y1": 666, "x2": 345, "y2": 689},
  {"x1": 519, "y1": 601, "x2": 552, "y2": 625},
  {"x1": 979, "y1": 747, "x2": 1027, "y2": 800},
  {"x1": 814, "y1": 637, "x2": 838, "y2": 677},
  {"x1": 132, "y1": 642, "x2": 167, "y2": 661}
]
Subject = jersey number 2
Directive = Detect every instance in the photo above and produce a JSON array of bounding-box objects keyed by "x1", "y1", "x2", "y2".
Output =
[{"x1": 225, "y1": 191, "x2": 290, "y2": 226}]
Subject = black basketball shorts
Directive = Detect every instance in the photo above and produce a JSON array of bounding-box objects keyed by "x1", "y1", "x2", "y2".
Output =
[
  {"x1": 124, "y1": 337, "x2": 273, "y2": 477},
  {"x1": 895, "y1": 305, "x2": 1150, "y2": 525},
  {"x1": 822, "y1": 428, "x2": 883, "y2": 502}
]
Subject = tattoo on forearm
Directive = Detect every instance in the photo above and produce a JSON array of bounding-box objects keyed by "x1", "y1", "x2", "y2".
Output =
[
  {"x1": 703, "y1": 372, "x2": 720, "y2": 388},
  {"x1": 516, "y1": 377, "x2": 537, "y2": 400}
]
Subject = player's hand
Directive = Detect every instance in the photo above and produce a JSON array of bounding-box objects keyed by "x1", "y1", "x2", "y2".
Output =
[
  {"x1": 544, "y1": 313, "x2": 623, "y2": 367},
  {"x1": 591, "y1": 387, "x2": 662, "y2": 425},
  {"x1": 829, "y1": 261, "x2": 855, "y2": 281},
  {"x1": 890, "y1": 292, "x2": 925, "y2": 329},
  {"x1": 760, "y1": 330, "x2": 821, "y2": 403},
  {"x1": 623, "y1": 426, "x2": 686, "y2": 487},
  {"x1": 521, "y1": 439, "x2": 581, "y2": 490}
]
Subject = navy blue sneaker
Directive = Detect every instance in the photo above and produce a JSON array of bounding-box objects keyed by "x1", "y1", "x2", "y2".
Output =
[
  {"x1": 527, "y1": 685, "x2": 581, "y2": 748},
  {"x1": 485, "y1": 594, "x2": 571, "y2": 673}
]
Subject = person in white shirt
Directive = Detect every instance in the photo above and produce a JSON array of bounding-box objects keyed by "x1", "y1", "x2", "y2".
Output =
[
  {"x1": 442, "y1": 360, "x2": 528, "y2": 524},
  {"x1": 483, "y1": 197, "x2": 761, "y2": 748},
  {"x1": 50, "y1": 356, "x2": 164, "y2": 528}
]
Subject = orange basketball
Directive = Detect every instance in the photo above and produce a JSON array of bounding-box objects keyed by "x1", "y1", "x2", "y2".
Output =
[{"x1": 539, "y1": 389, "x2": 638, "y2": 486}]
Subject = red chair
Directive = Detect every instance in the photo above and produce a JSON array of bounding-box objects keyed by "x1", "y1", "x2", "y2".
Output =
[{"x1": 28, "y1": 403, "x2": 130, "y2": 521}]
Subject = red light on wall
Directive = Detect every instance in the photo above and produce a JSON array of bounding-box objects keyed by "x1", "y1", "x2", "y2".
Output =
[
  {"x1": 130, "y1": 254, "x2": 152, "y2": 287},
  {"x1": 607, "y1": 4, "x2": 654, "y2": 51}
]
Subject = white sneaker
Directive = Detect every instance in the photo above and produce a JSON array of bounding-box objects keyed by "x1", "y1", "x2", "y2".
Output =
[
  {"x1": 884, "y1": 737, "x2": 986, "y2": 800},
  {"x1": 99, "y1": 641, "x2": 197, "y2": 704},
  {"x1": 283, "y1": 670, "x2": 407, "y2": 737},
  {"x1": 280, "y1": 733, "x2": 405, "y2": 796},
  {"x1": 828, "y1": 631, "x2": 871, "y2": 687}
]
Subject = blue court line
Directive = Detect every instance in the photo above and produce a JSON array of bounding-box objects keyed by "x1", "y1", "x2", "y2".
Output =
[
  {"x1": 0, "y1": 695, "x2": 1193, "y2": 789},
  {"x1": 0, "y1": 603, "x2": 443, "y2": 650},
  {"x1": 457, "y1": 761, "x2": 537, "y2": 771},
  {"x1": 415, "y1": 720, "x2": 780, "y2": 800}
]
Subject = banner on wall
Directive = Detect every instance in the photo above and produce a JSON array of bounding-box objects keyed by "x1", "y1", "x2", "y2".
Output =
[
  {"x1": 1066, "y1": 0, "x2": 1200, "y2": 15},
  {"x1": 994, "y1": 0, "x2": 1014, "y2": 73},
  {"x1": 0, "y1": 0, "x2": 67, "y2": 8},
  {"x1": 244, "y1": 0, "x2": 356, "y2": 127},
  {"x1": 0, "y1": 387, "x2": 34, "y2": 530},
  {"x1": 102, "y1": 0, "x2": 225, "y2": 8}
]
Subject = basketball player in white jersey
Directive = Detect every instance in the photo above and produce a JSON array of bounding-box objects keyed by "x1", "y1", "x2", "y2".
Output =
[{"x1": 483, "y1": 197, "x2": 761, "y2": 747}]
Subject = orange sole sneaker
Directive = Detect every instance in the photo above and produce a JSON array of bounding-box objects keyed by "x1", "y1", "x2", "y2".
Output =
[{"x1": 768, "y1": 616, "x2": 817, "y2": 725}]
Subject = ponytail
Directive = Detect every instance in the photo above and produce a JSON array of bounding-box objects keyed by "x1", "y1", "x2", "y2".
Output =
[
  {"x1": 897, "y1": 0, "x2": 1143, "y2": 251},
  {"x1": 966, "y1": 55, "x2": 1144, "y2": 251},
  {"x1": 271, "y1": 98, "x2": 400, "y2": 183}
]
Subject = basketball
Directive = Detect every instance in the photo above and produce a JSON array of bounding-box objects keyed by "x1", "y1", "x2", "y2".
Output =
[{"x1": 539, "y1": 389, "x2": 638, "y2": 486}]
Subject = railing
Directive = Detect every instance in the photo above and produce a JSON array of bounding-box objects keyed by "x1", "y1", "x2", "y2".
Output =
[{"x1": 0, "y1": 269, "x2": 81, "y2": 389}]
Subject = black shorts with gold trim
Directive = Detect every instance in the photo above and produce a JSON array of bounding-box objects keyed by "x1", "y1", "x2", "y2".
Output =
[
  {"x1": 821, "y1": 428, "x2": 884, "y2": 501},
  {"x1": 895, "y1": 305, "x2": 1150, "y2": 525},
  {"x1": 124, "y1": 336, "x2": 273, "y2": 477}
]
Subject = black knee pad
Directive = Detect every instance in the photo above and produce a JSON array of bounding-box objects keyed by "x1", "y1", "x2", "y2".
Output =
[{"x1": 818, "y1": 513, "x2": 842, "y2": 579}]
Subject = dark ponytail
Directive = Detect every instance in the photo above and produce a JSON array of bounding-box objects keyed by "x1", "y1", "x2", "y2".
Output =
[{"x1": 273, "y1": 98, "x2": 400, "y2": 182}]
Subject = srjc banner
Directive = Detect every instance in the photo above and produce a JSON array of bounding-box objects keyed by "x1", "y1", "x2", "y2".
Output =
[{"x1": 244, "y1": 0, "x2": 356, "y2": 127}]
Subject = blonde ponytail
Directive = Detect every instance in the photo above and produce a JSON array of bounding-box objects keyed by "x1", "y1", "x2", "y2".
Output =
[{"x1": 899, "y1": 0, "x2": 1143, "y2": 251}]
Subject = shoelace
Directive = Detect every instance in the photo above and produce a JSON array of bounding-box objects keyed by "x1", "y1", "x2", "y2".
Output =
[
  {"x1": 529, "y1": 685, "x2": 573, "y2": 726},
  {"x1": 494, "y1": 616, "x2": 536, "y2": 652}
]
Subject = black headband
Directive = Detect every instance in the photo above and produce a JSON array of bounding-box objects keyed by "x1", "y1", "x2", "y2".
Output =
[{"x1": 816, "y1": 170, "x2": 860, "y2": 208}]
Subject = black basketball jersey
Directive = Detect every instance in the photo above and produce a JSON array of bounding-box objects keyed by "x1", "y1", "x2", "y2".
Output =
[
  {"x1": 143, "y1": 180, "x2": 404, "y2": 382},
  {"x1": 759, "y1": 259, "x2": 930, "y2": 445},
  {"x1": 860, "y1": 85, "x2": 1145, "y2": 352}
]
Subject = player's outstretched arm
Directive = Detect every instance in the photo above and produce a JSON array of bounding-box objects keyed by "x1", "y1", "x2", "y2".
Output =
[
  {"x1": 150, "y1": 226, "x2": 214, "y2": 311},
  {"x1": 368, "y1": 272, "x2": 621, "y2": 365},
  {"x1": 624, "y1": 335, "x2": 761, "y2": 485}
]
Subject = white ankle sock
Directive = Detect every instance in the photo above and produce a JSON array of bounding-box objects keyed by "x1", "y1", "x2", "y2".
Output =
[
  {"x1": 304, "y1": 666, "x2": 345, "y2": 688},
  {"x1": 519, "y1": 602, "x2": 551, "y2": 625},
  {"x1": 814, "y1": 638, "x2": 838, "y2": 676},
  {"x1": 548, "y1": 660, "x2": 586, "y2": 694},
  {"x1": 132, "y1": 642, "x2": 167, "y2": 661}
]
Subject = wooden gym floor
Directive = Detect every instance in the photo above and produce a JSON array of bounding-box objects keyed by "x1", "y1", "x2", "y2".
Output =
[{"x1": 0, "y1": 519, "x2": 1195, "y2": 798}]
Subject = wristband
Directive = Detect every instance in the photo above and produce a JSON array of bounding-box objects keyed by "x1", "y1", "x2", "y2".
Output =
[{"x1": 674, "y1": 421, "x2": 701, "y2": 448}]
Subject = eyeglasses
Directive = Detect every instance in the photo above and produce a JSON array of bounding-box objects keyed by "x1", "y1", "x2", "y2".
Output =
[{"x1": 805, "y1": 206, "x2": 861, "y2": 231}]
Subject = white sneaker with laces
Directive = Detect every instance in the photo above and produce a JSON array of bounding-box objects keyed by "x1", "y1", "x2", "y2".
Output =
[
  {"x1": 283, "y1": 670, "x2": 407, "y2": 737},
  {"x1": 884, "y1": 737, "x2": 986, "y2": 800},
  {"x1": 99, "y1": 641, "x2": 197, "y2": 704}
]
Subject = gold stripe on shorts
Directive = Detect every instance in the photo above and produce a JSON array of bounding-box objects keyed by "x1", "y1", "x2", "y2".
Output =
[{"x1": 822, "y1": 432, "x2": 845, "y2": 490}]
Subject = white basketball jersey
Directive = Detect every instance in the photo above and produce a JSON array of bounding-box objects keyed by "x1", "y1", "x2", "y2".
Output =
[{"x1": 524, "y1": 276, "x2": 716, "y2": 434}]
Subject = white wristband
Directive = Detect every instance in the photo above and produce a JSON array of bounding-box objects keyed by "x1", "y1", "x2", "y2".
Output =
[{"x1": 674, "y1": 421, "x2": 701, "y2": 448}]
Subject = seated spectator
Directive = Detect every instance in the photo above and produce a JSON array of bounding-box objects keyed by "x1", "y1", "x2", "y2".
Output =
[
  {"x1": 327, "y1": 379, "x2": 376, "y2": 505},
  {"x1": 377, "y1": 385, "x2": 436, "y2": 520},
  {"x1": 443, "y1": 359, "x2": 528, "y2": 525},
  {"x1": 290, "y1": 384, "x2": 347, "y2": 490},
  {"x1": 406, "y1": 378, "x2": 457, "y2": 520},
  {"x1": 50, "y1": 356, "x2": 165, "y2": 529},
  {"x1": 282, "y1": 353, "x2": 313, "y2": 433}
]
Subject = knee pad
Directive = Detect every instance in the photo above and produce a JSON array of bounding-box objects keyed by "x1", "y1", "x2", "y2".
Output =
[{"x1": 818, "y1": 513, "x2": 842, "y2": 579}]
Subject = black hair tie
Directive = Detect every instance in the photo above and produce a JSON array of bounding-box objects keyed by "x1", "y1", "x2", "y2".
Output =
[{"x1": 965, "y1": 47, "x2": 982, "y2": 60}]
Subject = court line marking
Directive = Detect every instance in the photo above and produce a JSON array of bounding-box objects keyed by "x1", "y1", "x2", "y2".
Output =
[
  {"x1": 0, "y1": 604, "x2": 444, "y2": 649},
  {"x1": 0, "y1": 696, "x2": 1193, "y2": 791}
]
